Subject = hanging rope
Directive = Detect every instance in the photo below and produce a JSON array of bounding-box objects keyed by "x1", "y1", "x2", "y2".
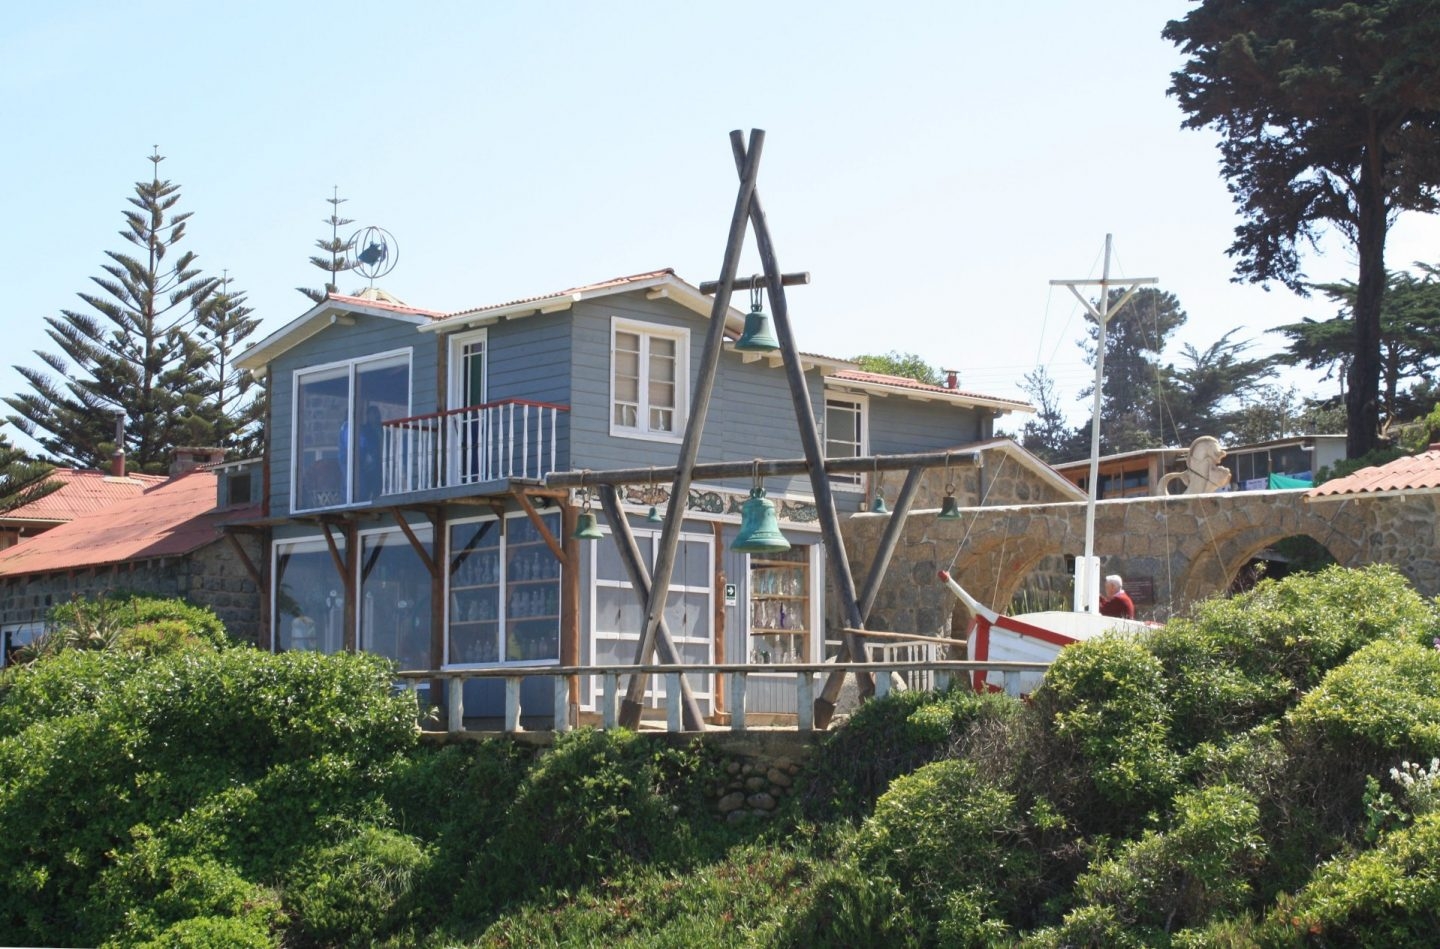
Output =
[{"x1": 945, "y1": 448, "x2": 1011, "y2": 576}]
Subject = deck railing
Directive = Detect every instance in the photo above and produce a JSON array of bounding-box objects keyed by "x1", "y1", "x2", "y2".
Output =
[
  {"x1": 395, "y1": 660, "x2": 1051, "y2": 735},
  {"x1": 381, "y1": 399, "x2": 568, "y2": 495}
]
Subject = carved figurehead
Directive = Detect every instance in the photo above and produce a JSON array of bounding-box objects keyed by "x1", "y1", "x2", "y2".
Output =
[{"x1": 1158, "y1": 436, "x2": 1233, "y2": 495}]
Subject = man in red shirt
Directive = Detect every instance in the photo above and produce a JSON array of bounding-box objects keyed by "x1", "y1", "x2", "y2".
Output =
[{"x1": 1099, "y1": 574, "x2": 1136, "y2": 620}]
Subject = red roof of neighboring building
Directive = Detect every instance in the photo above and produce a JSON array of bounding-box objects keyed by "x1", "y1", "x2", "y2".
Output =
[
  {"x1": 1306, "y1": 444, "x2": 1440, "y2": 500},
  {"x1": 0, "y1": 468, "x2": 168, "y2": 525},
  {"x1": 0, "y1": 470, "x2": 256, "y2": 578},
  {"x1": 829, "y1": 369, "x2": 1035, "y2": 412}
]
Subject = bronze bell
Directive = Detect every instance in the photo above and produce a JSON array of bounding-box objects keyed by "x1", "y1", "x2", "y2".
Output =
[
  {"x1": 734, "y1": 301, "x2": 780, "y2": 352},
  {"x1": 937, "y1": 493, "x2": 961, "y2": 520},
  {"x1": 573, "y1": 509, "x2": 604, "y2": 540},
  {"x1": 731, "y1": 487, "x2": 790, "y2": 552}
]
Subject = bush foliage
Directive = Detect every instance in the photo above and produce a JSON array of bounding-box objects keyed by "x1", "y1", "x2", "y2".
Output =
[{"x1": 4, "y1": 567, "x2": 1440, "y2": 946}]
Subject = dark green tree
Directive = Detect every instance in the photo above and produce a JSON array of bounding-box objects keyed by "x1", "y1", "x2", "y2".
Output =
[
  {"x1": 0, "y1": 427, "x2": 59, "y2": 513},
  {"x1": 850, "y1": 351, "x2": 944, "y2": 386},
  {"x1": 5, "y1": 150, "x2": 217, "y2": 473},
  {"x1": 1165, "y1": 1, "x2": 1440, "y2": 458},
  {"x1": 181, "y1": 272, "x2": 265, "y2": 457},
  {"x1": 1016, "y1": 366, "x2": 1083, "y2": 463},
  {"x1": 1272, "y1": 267, "x2": 1440, "y2": 430},
  {"x1": 1165, "y1": 329, "x2": 1274, "y2": 443},
  {"x1": 1078, "y1": 287, "x2": 1187, "y2": 454},
  {"x1": 297, "y1": 187, "x2": 356, "y2": 304}
]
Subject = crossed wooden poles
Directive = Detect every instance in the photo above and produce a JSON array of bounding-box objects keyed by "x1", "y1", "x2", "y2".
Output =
[{"x1": 548, "y1": 129, "x2": 975, "y2": 730}]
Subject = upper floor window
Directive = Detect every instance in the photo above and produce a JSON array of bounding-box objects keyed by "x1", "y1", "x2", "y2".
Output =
[
  {"x1": 611, "y1": 318, "x2": 687, "y2": 441},
  {"x1": 293, "y1": 349, "x2": 411, "y2": 512},
  {"x1": 824, "y1": 395, "x2": 867, "y2": 489},
  {"x1": 448, "y1": 329, "x2": 487, "y2": 410}
]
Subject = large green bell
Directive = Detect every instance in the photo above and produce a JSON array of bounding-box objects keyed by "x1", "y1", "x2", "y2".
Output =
[
  {"x1": 734, "y1": 302, "x2": 780, "y2": 352},
  {"x1": 937, "y1": 493, "x2": 961, "y2": 520},
  {"x1": 731, "y1": 487, "x2": 790, "y2": 552},
  {"x1": 572, "y1": 509, "x2": 604, "y2": 540}
]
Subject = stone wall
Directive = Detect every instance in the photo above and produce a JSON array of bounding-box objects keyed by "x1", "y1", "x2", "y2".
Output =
[{"x1": 0, "y1": 535, "x2": 263, "y2": 645}]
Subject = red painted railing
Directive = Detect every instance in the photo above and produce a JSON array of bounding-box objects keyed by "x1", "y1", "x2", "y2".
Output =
[{"x1": 381, "y1": 399, "x2": 569, "y2": 495}]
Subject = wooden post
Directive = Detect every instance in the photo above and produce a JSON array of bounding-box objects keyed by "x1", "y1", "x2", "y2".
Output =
[
  {"x1": 729, "y1": 129, "x2": 873, "y2": 727},
  {"x1": 598, "y1": 486, "x2": 704, "y2": 730},
  {"x1": 619, "y1": 130, "x2": 764, "y2": 728}
]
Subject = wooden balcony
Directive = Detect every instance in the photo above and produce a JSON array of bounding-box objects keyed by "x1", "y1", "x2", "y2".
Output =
[{"x1": 380, "y1": 399, "x2": 568, "y2": 496}]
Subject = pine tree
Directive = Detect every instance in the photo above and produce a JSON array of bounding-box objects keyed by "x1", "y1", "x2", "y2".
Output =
[
  {"x1": 5, "y1": 149, "x2": 217, "y2": 473},
  {"x1": 1077, "y1": 287, "x2": 1187, "y2": 454},
  {"x1": 181, "y1": 271, "x2": 265, "y2": 457},
  {"x1": 297, "y1": 187, "x2": 356, "y2": 304},
  {"x1": 1017, "y1": 367, "x2": 1083, "y2": 463},
  {"x1": 0, "y1": 426, "x2": 60, "y2": 513}
]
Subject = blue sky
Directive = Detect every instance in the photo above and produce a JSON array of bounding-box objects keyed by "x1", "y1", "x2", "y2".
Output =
[{"x1": 4, "y1": 1, "x2": 1437, "y2": 453}]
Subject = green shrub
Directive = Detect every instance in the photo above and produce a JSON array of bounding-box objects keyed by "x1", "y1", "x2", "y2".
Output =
[
  {"x1": 1150, "y1": 564, "x2": 1439, "y2": 750},
  {"x1": 848, "y1": 757, "x2": 1037, "y2": 937},
  {"x1": 457, "y1": 729, "x2": 714, "y2": 919},
  {"x1": 283, "y1": 825, "x2": 430, "y2": 947},
  {"x1": 1023, "y1": 635, "x2": 1179, "y2": 830},
  {"x1": 798, "y1": 686, "x2": 1018, "y2": 822},
  {"x1": 1289, "y1": 638, "x2": 1440, "y2": 761},
  {"x1": 1264, "y1": 810, "x2": 1440, "y2": 947},
  {"x1": 772, "y1": 859, "x2": 931, "y2": 948},
  {"x1": 0, "y1": 648, "x2": 417, "y2": 946},
  {"x1": 43, "y1": 593, "x2": 233, "y2": 657},
  {"x1": 95, "y1": 827, "x2": 285, "y2": 948},
  {"x1": 1061, "y1": 784, "x2": 1265, "y2": 941}
]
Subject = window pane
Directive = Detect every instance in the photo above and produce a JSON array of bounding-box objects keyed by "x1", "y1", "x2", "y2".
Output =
[
  {"x1": 296, "y1": 372, "x2": 349, "y2": 509},
  {"x1": 352, "y1": 360, "x2": 409, "y2": 503},
  {"x1": 649, "y1": 406, "x2": 673, "y2": 432},
  {"x1": 449, "y1": 519, "x2": 502, "y2": 664},
  {"x1": 360, "y1": 528, "x2": 432, "y2": 668},
  {"x1": 275, "y1": 542, "x2": 344, "y2": 653}
]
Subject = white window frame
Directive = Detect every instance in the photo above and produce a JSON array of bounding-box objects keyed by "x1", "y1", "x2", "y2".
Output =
[
  {"x1": 447, "y1": 328, "x2": 488, "y2": 410},
  {"x1": 271, "y1": 535, "x2": 347, "y2": 654},
  {"x1": 444, "y1": 510, "x2": 564, "y2": 669},
  {"x1": 609, "y1": 317, "x2": 688, "y2": 443},
  {"x1": 584, "y1": 523, "x2": 715, "y2": 711},
  {"x1": 290, "y1": 347, "x2": 412, "y2": 514},
  {"x1": 824, "y1": 394, "x2": 868, "y2": 490}
]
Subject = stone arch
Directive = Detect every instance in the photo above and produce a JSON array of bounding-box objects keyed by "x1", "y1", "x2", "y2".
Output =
[{"x1": 1178, "y1": 516, "x2": 1360, "y2": 607}]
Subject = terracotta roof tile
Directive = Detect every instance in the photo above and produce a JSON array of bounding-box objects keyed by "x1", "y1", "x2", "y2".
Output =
[
  {"x1": 446, "y1": 269, "x2": 677, "y2": 319},
  {"x1": 1306, "y1": 444, "x2": 1440, "y2": 499},
  {"x1": 0, "y1": 469, "x2": 168, "y2": 524},
  {"x1": 0, "y1": 471, "x2": 254, "y2": 577},
  {"x1": 830, "y1": 369, "x2": 1033, "y2": 410}
]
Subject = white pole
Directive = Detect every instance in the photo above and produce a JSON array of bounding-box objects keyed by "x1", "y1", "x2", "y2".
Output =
[{"x1": 1050, "y1": 235, "x2": 1157, "y2": 614}]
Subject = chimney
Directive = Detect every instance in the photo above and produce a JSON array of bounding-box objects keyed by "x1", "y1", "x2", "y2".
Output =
[
  {"x1": 170, "y1": 447, "x2": 227, "y2": 477},
  {"x1": 111, "y1": 414, "x2": 126, "y2": 478},
  {"x1": 943, "y1": 369, "x2": 959, "y2": 390}
]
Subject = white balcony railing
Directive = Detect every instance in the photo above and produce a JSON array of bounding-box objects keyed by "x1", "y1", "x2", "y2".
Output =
[{"x1": 381, "y1": 399, "x2": 568, "y2": 496}]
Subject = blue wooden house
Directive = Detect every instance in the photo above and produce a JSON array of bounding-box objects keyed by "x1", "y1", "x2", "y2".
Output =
[{"x1": 236, "y1": 269, "x2": 1032, "y2": 721}]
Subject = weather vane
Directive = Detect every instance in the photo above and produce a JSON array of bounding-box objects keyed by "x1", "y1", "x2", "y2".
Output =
[{"x1": 347, "y1": 225, "x2": 398, "y2": 285}]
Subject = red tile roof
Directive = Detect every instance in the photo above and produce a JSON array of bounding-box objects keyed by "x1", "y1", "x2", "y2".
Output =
[
  {"x1": 326, "y1": 292, "x2": 447, "y2": 319},
  {"x1": 446, "y1": 269, "x2": 677, "y2": 319},
  {"x1": 0, "y1": 468, "x2": 168, "y2": 524},
  {"x1": 1306, "y1": 444, "x2": 1440, "y2": 500},
  {"x1": 830, "y1": 369, "x2": 1034, "y2": 410},
  {"x1": 0, "y1": 470, "x2": 256, "y2": 578}
]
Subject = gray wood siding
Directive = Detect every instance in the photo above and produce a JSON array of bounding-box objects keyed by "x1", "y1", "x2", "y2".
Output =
[
  {"x1": 863, "y1": 395, "x2": 990, "y2": 454},
  {"x1": 469, "y1": 312, "x2": 574, "y2": 467},
  {"x1": 567, "y1": 295, "x2": 824, "y2": 501},
  {"x1": 266, "y1": 314, "x2": 436, "y2": 513}
]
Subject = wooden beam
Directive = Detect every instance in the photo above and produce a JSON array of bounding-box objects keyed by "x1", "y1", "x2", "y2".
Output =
[
  {"x1": 389, "y1": 511, "x2": 437, "y2": 577},
  {"x1": 513, "y1": 493, "x2": 564, "y2": 562},
  {"x1": 545, "y1": 449, "x2": 980, "y2": 488},
  {"x1": 223, "y1": 531, "x2": 263, "y2": 588},
  {"x1": 698, "y1": 272, "x2": 810, "y2": 295}
]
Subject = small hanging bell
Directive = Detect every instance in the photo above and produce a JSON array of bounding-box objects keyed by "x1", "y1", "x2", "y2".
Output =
[
  {"x1": 735, "y1": 280, "x2": 780, "y2": 352},
  {"x1": 646, "y1": 505, "x2": 663, "y2": 523},
  {"x1": 937, "y1": 489, "x2": 961, "y2": 520},
  {"x1": 731, "y1": 487, "x2": 790, "y2": 553},
  {"x1": 573, "y1": 509, "x2": 604, "y2": 540},
  {"x1": 870, "y1": 491, "x2": 889, "y2": 514}
]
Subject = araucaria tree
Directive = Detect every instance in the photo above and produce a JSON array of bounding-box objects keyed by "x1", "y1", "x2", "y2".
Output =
[
  {"x1": 0, "y1": 426, "x2": 59, "y2": 513},
  {"x1": 6, "y1": 150, "x2": 219, "y2": 473},
  {"x1": 186, "y1": 273, "x2": 265, "y2": 457},
  {"x1": 1165, "y1": 1, "x2": 1440, "y2": 459},
  {"x1": 297, "y1": 187, "x2": 356, "y2": 304}
]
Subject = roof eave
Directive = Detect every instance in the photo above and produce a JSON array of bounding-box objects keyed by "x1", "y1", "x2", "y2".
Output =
[
  {"x1": 237, "y1": 299, "x2": 432, "y2": 377},
  {"x1": 827, "y1": 378, "x2": 1035, "y2": 415}
]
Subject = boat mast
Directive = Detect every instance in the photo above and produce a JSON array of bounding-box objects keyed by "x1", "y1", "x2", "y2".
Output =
[{"x1": 1051, "y1": 234, "x2": 1156, "y2": 613}]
